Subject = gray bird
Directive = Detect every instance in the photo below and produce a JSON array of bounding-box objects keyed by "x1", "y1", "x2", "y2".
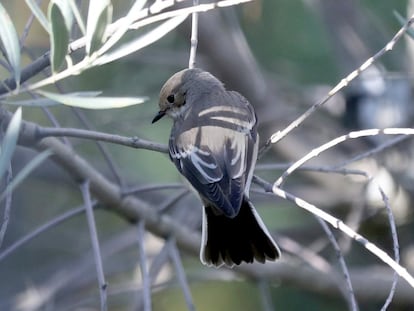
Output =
[{"x1": 152, "y1": 68, "x2": 280, "y2": 267}]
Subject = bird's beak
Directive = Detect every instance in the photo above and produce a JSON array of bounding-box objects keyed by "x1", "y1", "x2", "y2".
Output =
[{"x1": 152, "y1": 110, "x2": 166, "y2": 123}]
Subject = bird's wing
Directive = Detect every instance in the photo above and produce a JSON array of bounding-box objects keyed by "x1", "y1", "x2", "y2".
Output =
[
  {"x1": 169, "y1": 136, "x2": 236, "y2": 216},
  {"x1": 169, "y1": 91, "x2": 258, "y2": 217}
]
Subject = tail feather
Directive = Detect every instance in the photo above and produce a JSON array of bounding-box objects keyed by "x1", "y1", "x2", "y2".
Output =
[{"x1": 200, "y1": 197, "x2": 280, "y2": 267}]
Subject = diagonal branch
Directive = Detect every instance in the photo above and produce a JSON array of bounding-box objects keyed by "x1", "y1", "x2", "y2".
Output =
[
  {"x1": 8, "y1": 109, "x2": 201, "y2": 255},
  {"x1": 261, "y1": 13, "x2": 414, "y2": 153},
  {"x1": 35, "y1": 122, "x2": 168, "y2": 153},
  {"x1": 2, "y1": 108, "x2": 414, "y2": 304}
]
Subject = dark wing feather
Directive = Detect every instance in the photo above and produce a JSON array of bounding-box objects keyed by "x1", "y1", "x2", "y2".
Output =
[
  {"x1": 169, "y1": 90, "x2": 258, "y2": 218},
  {"x1": 169, "y1": 140, "x2": 238, "y2": 217}
]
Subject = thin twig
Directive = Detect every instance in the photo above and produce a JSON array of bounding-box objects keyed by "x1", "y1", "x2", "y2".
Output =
[
  {"x1": 8, "y1": 108, "x2": 414, "y2": 302},
  {"x1": 260, "y1": 125, "x2": 406, "y2": 298},
  {"x1": 333, "y1": 135, "x2": 409, "y2": 169},
  {"x1": 258, "y1": 167, "x2": 359, "y2": 308},
  {"x1": 149, "y1": 241, "x2": 171, "y2": 282},
  {"x1": 137, "y1": 221, "x2": 152, "y2": 311},
  {"x1": 377, "y1": 185, "x2": 399, "y2": 310},
  {"x1": 26, "y1": 45, "x2": 122, "y2": 183},
  {"x1": 331, "y1": 163, "x2": 401, "y2": 309},
  {"x1": 20, "y1": 51, "x2": 70, "y2": 146},
  {"x1": 277, "y1": 235, "x2": 332, "y2": 272},
  {"x1": 267, "y1": 129, "x2": 407, "y2": 298},
  {"x1": 123, "y1": 183, "x2": 184, "y2": 195},
  {"x1": 0, "y1": 58, "x2": 10, "y2": 72},
  {"x1": 270, "y1": 131, "x2": 401, "y2": 309},
  {"x1": 0, "y1": 164, "x2": 12, "y2": 248},
  {"x1": 130, "y1": 0, "x2": 253, "y2": 30},
  {"x1": 0, "y1": 51, "x2": 51, "y2": 95},
  {"x1": 260, "y1": 13, "x2": 414, "y2": 155},
  {"x1": 264, "y1": 183, "x2": 414, "y2": 289},
  {"x1": 40, "y1": 106, "x2": 72, "y2": 146},
  {"x1": 71, "y1": 107, "x2": 124, "y2": 186},
  {"x1": 275, "y1": 128, "x2": 414, "y2": 187},
  {"x1": 36, "y1": 125, "x2": 168, "y2": 153},
  {"x1": 258, "y1": 279, "x2": 274, "y2": 311},
  {"x1": 188, "y1": 0, "x2": 199, "y2": 69},
  {"x1": 276, "y1": 234, "x2": 361, "y2": 305},
  {"x1": 80, "y1": 181, "x2": 108, "y2": 311},
  {"x1": 19, "y1": 1, "x2": 37, "y2": 48},
  {"x1": 5, "y1": 107, "x2": 202, "y2": 250},
  {"x1": 315, "y1": 217, "x2": 358, "y2": 311},
  {"x1": 158, "y1": 189, "x2": 190, "y2": 212},
  {"x1": 256, "y1": 163, "x2": 368, "y2": 177},
  {"x1": 167, "y1": 237, "x2": 196, "y2": 311}
]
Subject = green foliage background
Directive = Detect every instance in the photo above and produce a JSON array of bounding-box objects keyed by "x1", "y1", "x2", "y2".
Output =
[{"x1": 0, "y1": 1, "x2": 411, "y2": 310}]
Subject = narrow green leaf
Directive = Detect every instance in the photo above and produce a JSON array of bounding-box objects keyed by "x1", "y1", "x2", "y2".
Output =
[
  {"x1": 0, "y1": 150, "x2": 53, "y2": 203},
  {"x1": 36, "y1": 90, "x2": 147, "y2": 109},
  {"x1": 94, "y1": 14, "x2": 188, "y2": 66},
  {"x1": 394, "y1": 11, "x2": 414, "y2": 39},
  {"x1": 86, "y1": 0, "x2": 112, "y2": 55},
  {"x1": 4, "y1": 97, "x2": 57, "y2": 107},
  {"x1": 0, "y1": 108, "x2": 22, "y2": 179},
  {"x1": 3, "y1": 91, "x2": 102, "y2": 107},
  {"x1": 54, "y1": 0, "x2": 74, "y2": 30},
  {"x1": 25, "y1": 0, "x2": 51, "y2": 33},
  {"x1": 48, "y1": 0, "x2": 73, "y2": 73},
  {"x1": 0, "y1": 3, "x2": 21, "y2": 88},
  {"x1": 97, "y1": 0, "x2": 147, "y2": 55},
  {"x1": 49, "y1": 4, "x2": 69, "y2": 72}
]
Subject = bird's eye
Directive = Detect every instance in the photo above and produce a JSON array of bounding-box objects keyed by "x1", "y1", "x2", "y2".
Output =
[{"x1": 167, "y1": 94, "x2": 175, "y2": 103}]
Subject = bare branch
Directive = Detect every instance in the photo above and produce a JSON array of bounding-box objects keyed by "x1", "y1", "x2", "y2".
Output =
[
  {"x1": 0, "y1": 164, "x2": 12, "y2": 248},
  {"x1": 71, "y1": 107, "x2": 124, "y2": 186},
  {"x1": 35, "y1": 124, "x2": 168, "y2": 153},
  {"x1": 264, "y1": 182, "x2": 414, "y2": 289},
  {"x1": 167, "y1": 238, "x2": 196, "y2": 311},
  {"x1": 275, "y1": 129, "x2": 414, "y2": 187},
  {"x1": 315, "y1": 217, "x2": 358, "y2": 311},
  {"x1": 3, "y1": 110, "x2": 414, "y2": 303},
  {"x1": 333, "y1": 135, "x2": 409, "y2": 169},
  {"x1": 258, "y1": 280, "x2": 274, "y2": 311},
  {"x1": 378, "y1": 186, "x2": 400, "y2": 310},
  {"x1": 0, "y1": 52, "x2": 51, "y2": 95},
  {"x1": 123, "y1": 183, "x2": 185, "y2": 196},
  {"x1": 80, "y1": 181, "x2": 108, "y2": 311},
  {"x1": 261, "y1": 13, "x2": 414, "y2": 153},
  {"x1": 137, "y1": 221, "x2": 151, "y2": 311},
  {"x1": 188, "y1": 0, "x2": 199, "y2": 68}
]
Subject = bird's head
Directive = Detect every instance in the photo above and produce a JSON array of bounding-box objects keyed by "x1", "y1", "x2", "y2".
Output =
[
  {"x1": 152, "y1": 68, "x2": 223, "y2": 123},
  {"x1": 152, "y1": 69, "x2": 190, "y2": 123}
]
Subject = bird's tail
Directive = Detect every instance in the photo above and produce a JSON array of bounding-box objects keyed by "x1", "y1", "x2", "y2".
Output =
[{"x1": 200, "y1": 196, "x2": 281, "y2": 267}]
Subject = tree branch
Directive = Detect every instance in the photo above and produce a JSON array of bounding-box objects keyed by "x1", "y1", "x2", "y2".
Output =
[
  {"x1": 4, "y1": 109, "x2": 414, "y2": 304},
  {"x1": 36, "y1": 123, "x2": 168, "y2": 153},
  {"x1": 0, "y1": 52, "x2": 50, "y2": 95}
]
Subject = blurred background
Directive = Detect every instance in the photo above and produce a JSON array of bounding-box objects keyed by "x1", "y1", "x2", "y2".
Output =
[{"x1": 1, "y1": 0, "x2": 414, "y2": 310}]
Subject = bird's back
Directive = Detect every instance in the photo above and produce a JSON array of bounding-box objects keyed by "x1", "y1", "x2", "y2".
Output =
[{"x1": 169, "y1": 89, "x2": 258, "y2": 218}]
